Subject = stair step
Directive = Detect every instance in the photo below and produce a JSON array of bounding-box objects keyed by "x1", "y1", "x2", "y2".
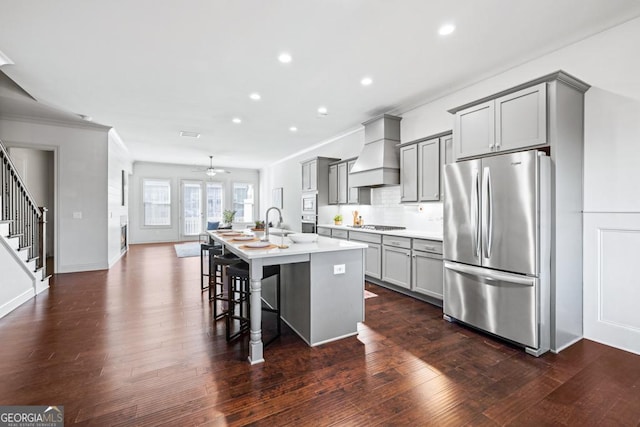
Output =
[
  {"x1": 0, "y1": 222, "x2": 8, "y2": 237},
  {"x1": 6, "y1": 236, "x2": 20, "y2": 250},
  {"x1": 17, "y1": 247, "x2": 30, "y2": 261}
]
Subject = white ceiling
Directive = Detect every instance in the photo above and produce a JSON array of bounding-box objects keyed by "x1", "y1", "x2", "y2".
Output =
[{"x1": 1, "y1": 0, "x2": 640, "y2": 169}]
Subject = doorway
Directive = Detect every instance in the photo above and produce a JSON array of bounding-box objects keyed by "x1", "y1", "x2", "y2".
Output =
[
  {"x1": 180, "y1": 180, "x2": 223, "y2": 238},
  {"x1": 7, "y1": 146, "x2": 55, "y2": 272}
]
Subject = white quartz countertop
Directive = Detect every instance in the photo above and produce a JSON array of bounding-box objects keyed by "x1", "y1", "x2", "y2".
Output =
[
  {"x1": 317, "y1": 224, "x2": 443, "y2": 241},
  {"x1": 208, "y1": 230, "x2": 367, "y2": 259}
]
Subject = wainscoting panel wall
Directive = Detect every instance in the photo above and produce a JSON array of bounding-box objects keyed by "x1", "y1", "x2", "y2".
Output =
[{"x1": 584, "y1": 213, "x2": 640, "y2": 355}]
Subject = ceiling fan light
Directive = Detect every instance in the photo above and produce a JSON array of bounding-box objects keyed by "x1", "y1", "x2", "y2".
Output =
[{"x1": 206, "y1": 169, "x2": 217, "y2": 177}]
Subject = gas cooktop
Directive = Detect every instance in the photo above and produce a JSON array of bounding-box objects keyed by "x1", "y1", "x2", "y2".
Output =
[{"x1": 348, "y1": 225, "x2": 406, "y2": 231}]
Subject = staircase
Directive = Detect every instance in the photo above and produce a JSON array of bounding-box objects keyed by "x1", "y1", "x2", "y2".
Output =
[{"x1": 0, "y1": 139, "x2": 49, "y2": 319}]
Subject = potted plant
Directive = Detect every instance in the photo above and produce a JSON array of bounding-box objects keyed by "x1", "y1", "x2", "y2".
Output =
[
  {"x1": 253, "y1": 220, "x2": 265, "y2": 230},
  {"x1": 333, "y1": 214, "x2": 343, "y2": 225},
  {"x1": 222, "y1": 210, "x2": 236, "y2": 227}
]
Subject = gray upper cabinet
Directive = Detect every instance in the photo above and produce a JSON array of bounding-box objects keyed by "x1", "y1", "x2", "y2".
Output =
[
  {"x1": 337, "y1": 162, "x2": 348, "y2": 204},
  {"x1": 328, "y1": 164, "x2": 338, "y2": 204},
  {"x1": 329, "y1": 158, "x2": 371, "y2": 205},
  {"x1": 418, "y1": 138, "x2": 440, "y2": 202},
  {"x1": 400, "y1": 131, "x2": 451, "y2": 203},
  {"x1": 495, "y1": 82, "x2": 547, "y2": 152},
  {"x1": 301, "y1": 159, "x2": 318, "y2": 191},
  {"x1": 400, "y1": 144, "x2": 418, "y2": 202},
  {"x1": 454, "y1": 100, "x2": 495, "y2": 160},
  {"x1": 452, "y1": 81, "x2": 548, "y2": 160}
]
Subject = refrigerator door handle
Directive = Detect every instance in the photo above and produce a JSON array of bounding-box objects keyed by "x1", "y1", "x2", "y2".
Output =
[
  {"x1": 487, "y1": 167, "x2": 493, "y2": 258},
  {"x1": 472, "y1": 169, "x2": 481, "y2": 258},
  {"x1": 444, "y1": 261, "x2": 535, "y2": 286},
  {"x1": 482, "y1": 166, "x2": 493, "y2": 259}
]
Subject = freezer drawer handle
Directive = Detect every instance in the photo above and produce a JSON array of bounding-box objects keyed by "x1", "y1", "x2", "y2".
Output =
[{"x1": 444, "y1": 262, "x2": 534, "y2": 286}]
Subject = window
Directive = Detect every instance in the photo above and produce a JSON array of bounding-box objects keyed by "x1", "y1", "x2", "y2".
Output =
[
  {"x1": 232, "y1": 183, "x2": 254, "y2": 223},
  {"x1": 206, "y1": 182, "x2": 223, "y2": 222},
  {"x1": 143, "y1": 179, "x2": 171, "y2": 226}
]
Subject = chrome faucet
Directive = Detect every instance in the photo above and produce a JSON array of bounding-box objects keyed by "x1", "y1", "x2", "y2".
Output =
[{"x1": 262, "y1": 206, "x2": 283, "y2": 241}]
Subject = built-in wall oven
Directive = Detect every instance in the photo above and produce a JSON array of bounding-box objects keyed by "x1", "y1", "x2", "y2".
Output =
[{"x1": 301, "y1": 192, "x2": 318, "y2": 233}]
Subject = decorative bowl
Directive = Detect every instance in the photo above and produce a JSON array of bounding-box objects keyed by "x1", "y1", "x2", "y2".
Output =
[{"x1": 288, "y1": 233, "x2": 318, "y2": 243}]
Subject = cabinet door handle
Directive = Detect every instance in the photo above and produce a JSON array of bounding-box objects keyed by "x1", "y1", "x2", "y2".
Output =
[
  {"x1": 423, "y1": 245, "x2": 436, "y2": 251},
  {"x1": 433, "y1": 193, "x2": 438, "y2": 198},
  {"x1": 489, "y1": 143, "x2": 495, "y2": 149}
]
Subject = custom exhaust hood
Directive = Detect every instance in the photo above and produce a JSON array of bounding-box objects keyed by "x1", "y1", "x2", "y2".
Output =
[{"x1": 349, "y1": 114, "x2": 402, "y2": 187}]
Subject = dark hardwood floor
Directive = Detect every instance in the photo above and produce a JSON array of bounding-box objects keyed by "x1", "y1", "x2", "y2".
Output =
[{"x1": 1, "y1": 242, "x2": 639, "y2": 426}]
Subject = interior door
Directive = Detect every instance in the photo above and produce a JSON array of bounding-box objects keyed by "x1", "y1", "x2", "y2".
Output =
[
  {"x1": 182, "y1": 180, "x2": 202, "y2": 237},
  {"x1": 480, "y1": 151, "x2": 538, "y2": 275}
]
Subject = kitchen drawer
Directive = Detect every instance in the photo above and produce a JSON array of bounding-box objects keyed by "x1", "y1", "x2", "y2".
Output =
[
  {"x1": 412, "y1": 239, "x2": 443, "y2": 254},
  {"x1": 317, "y1": 227, "x2": 332, "y2": 237},
  {"x1": 382, "y1": 235, "x2": 411, "y2": 249},
  {"x1": 332, "y1": 229, "x2": 349, "y2": 240},
  {"x1": 349, "y1": 231, "x2": 382, "y2": 244}
]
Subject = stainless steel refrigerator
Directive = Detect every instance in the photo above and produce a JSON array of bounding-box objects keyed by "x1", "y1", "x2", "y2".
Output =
[{"x1": 443, "y1": 150, "x2": 551, "y2": 356}]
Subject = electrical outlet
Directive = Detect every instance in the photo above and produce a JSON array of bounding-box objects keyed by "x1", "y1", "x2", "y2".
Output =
[
  {"x1": 333, "y1": 264, "x2": 346, "y2": 275},
  {"x1": 73, "y1": 211, "x2": 83, "y2": 219}
]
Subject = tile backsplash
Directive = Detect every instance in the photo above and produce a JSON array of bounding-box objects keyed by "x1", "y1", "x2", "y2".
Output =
[{"x1": 319, "y1": 186, "x2": 444, "y2": 234}]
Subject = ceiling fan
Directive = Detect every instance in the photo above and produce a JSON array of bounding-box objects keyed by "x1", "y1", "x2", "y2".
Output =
[{"x1": 195, "y1": 156, "x2": 230, "y2": 177}]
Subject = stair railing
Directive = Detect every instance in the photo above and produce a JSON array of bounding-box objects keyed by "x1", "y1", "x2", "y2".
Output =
[{"x1": 0, "y1": 139, "x2": 46, "y2": 278}]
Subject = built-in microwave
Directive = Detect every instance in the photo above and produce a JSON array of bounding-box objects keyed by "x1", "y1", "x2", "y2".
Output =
[
  {"x1": 301, "y1": 192, "x2": 317, "y2": 215},
  {"x1": 301, "y1": 216, "x2": 317, "y2": 233}
]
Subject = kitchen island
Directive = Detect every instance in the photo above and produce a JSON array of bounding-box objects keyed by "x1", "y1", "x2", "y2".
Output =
[{"x1": 208, "y1": 231, "x2": 367, "y2": 364}]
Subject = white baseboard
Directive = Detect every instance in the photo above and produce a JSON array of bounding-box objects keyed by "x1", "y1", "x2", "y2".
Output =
[{"x1": 0, "y1": 288, "x2": 35, "y2": 319}]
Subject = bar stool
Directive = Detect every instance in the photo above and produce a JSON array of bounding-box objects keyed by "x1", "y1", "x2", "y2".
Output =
[
  {"x1": 200, "y1": 240, "x2": 222, "y2": 291},
  {"x1": 209, "y1": 252, "x2": 243, "y2": 321},
  {"x1": 225, "y1": 263, "x2": 281, "y2": 346}
]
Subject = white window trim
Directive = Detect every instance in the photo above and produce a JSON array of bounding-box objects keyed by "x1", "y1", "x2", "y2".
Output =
[{"x1": 141, "y1": 177, "x2": 172, "y2": 229}]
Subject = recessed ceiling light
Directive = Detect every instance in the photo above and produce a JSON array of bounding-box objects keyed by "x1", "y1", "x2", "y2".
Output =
[
  {"x1": 361, "y1": 77, "x2": 373, "y2": 86},
  {"x1": 438, "y1": 23, "x2": 455, "y2": 36},
  {"x1": 180, "y1": 131, "x2": 201, "y2": 138},
  {"x1": 249, "y1": 92, "x2": 261, "y2": 101},
  {"x1": 278, "y1": 52, "x2": 292, "y2": 63},
  {"x1": 232, "y1": 117, "x2": 242, "y2": 124},
  {"x1": 317, "y1": 106, "x2": 328, "y2": 116},
  {"x1": 289, "y1": 126, "x2": 298, "y2": 132}
]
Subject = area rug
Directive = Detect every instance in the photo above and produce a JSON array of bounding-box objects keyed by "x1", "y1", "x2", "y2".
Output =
[
  {"x1": 364, "y1": 290, "x2": 378, "y2": 299},
  {"x1": 174, "y1": 242, "x2": 202, "y2": 258}
]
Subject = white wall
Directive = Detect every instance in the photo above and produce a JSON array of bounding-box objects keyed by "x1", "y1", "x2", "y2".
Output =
[
  {"x1": 107, "y1": 129, "x2": 133, "y2": 266},
  {"x1": 129, "y1": 161, "x2": 260, "y2": 244},
  {"x1": 0, "y1": 118, "x2": 111, "y2": 273}
]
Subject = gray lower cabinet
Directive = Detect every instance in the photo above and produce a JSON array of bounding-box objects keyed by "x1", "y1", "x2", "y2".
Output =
[
  {"x1": 412, "y1": 251, "x2": 443, "y2": 299},
  {"x1": 349, "y1": 231, "x2": 382, "y2": 279},
  {"x1": 331, "y1": 229, "x2": 348, "y2": 240},
  {"x1": 382, "y1": 236, "x2": 412, "y2": 289},
  {"x1": 317, "y1": 227, "x2": 331, "y2": 237}
]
